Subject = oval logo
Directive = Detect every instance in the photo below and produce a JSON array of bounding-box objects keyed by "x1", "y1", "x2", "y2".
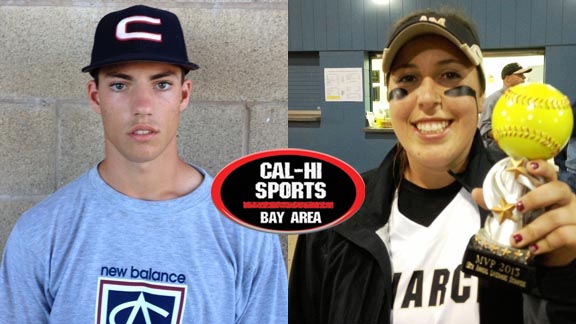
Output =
[{"x1": 211, "y1": 149, "x2": 365, "y2": 234}]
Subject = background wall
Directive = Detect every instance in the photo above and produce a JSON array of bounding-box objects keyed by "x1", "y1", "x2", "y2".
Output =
[
  {"x1": 288, "y1": 0, "x2": 576, "y2": 173},
  {"x1": 0, "y1": 1, "x2": 287, "y2": 257}
]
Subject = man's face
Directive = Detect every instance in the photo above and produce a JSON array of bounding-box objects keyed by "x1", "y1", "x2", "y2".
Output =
[
  {"x1": 506, "y1": 73, "x2": 526, "y2": 87},
  {"x1": 88, "y1": 61, "x2": 191, "y2": 165}
]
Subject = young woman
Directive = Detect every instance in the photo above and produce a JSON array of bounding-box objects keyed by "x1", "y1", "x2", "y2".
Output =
[{"x1": 289, "y1": 8, "x2": 576, "y2": 324}]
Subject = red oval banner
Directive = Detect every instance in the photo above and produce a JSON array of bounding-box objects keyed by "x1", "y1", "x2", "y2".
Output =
[{"x1": 211, "y1": 149, "x2": 365, "y2": 234}]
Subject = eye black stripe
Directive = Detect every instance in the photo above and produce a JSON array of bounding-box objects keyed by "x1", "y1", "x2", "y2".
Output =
[
  {"x1": 444, "y1": 86, "x2": 476, "y2": 97},
  {"x1": 388, "y1": 88, "x2": 408, "y2": 101}
]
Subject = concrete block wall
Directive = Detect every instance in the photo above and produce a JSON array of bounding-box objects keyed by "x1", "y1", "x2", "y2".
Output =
[{"x1": 0, "y1": 1, "x2": 288, "y2": 258}]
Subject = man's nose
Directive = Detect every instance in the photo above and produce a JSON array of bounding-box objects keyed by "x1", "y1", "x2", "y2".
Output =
[{"x1": 131, "y1": 85, "x2": 153, "y2": 116}]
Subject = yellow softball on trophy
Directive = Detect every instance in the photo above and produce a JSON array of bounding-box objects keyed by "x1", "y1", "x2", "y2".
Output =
[{"x1": 492, "y1": 83, "x2": 573, "y2": 160}]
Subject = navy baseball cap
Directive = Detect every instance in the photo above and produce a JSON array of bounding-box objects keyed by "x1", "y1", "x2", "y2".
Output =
[{"x1": 82, "y1": 5, "x2": 199, "y2": 75}]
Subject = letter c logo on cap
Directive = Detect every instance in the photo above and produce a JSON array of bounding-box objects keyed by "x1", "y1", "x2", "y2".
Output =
[{"x1": 116, "y1": 16, "x2": 162, "y2": 42}]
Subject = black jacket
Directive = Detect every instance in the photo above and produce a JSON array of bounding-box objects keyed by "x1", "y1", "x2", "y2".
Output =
[{"x1": 289, "y1": 132, "x2": 576, "y2": 324}]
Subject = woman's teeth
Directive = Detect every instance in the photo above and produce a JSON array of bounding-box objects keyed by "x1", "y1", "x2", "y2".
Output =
[{"x1": 416, "y1": 121, "x2": 449, "y2": 134}]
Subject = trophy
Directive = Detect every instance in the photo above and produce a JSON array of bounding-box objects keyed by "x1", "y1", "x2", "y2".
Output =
[{"x1": 462, "y1": 83, "x2": 573, "y2": 289}]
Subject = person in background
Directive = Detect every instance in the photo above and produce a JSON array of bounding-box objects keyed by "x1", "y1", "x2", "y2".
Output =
[
  {"x1": 289, "y1": 8, "x2": 576, "y2": 324},
  {"x1": 479, "y1": 62, "x2": 532, "y2": 152},
  {"x1": 0, "y1": 5, "x2": 287, "y2": 323}
]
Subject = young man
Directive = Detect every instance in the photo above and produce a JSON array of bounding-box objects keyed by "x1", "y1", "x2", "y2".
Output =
[
  {"x1": 479, "y1": 62, "x2": 532, "y2": 151},
  {"x1": 0, "y1": 5, "x2": 287, "y2": 323}
]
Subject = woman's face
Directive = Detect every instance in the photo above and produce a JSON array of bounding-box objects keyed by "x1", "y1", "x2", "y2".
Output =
[{"x1": 387, "y1": 34, "x2": 484, "y2": 179}]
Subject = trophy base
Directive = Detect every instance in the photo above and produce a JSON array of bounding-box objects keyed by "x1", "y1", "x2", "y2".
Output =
[{"x1": 462, "y1": 229, "x2": 537, "y2": 290}]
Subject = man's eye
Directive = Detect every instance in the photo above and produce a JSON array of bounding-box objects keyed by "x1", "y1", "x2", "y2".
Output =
[
  {"x1": 110, "y1": 83, "x2": 126, "y2": 91},
  {"x1": 156, "y1": 81, "x2": 172, "y2": 90}
]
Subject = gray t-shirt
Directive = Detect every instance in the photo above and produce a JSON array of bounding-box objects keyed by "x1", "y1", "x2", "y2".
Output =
[
  {"x1": 0, "y1": 166, "x2": 287, "y2": 323},
  {"x1": 479, "y1": 87, "x2": 507, "y2": 151}
]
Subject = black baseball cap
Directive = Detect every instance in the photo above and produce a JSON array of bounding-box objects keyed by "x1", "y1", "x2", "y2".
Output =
[
  {"x1": 501, "y1": 63, "x2": 532, "y2": 79},
  {"x1": 382, "y1": 12, "x2": 484, "y2": 86},
  {"x1": 82, "y1": 5, "x2": 199, "y2": 75}
]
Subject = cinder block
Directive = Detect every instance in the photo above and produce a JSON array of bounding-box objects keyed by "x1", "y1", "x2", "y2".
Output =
[
  {"x1": 248, "y1": 102, "x2": 288, "y2": 153},
  {"x1": 0, "y1": 6, "x2": 287, "y2": 102},
  {"x1": 287, "y1": 234, "x2": 297, "y2": 275},
  {"x1": 0, "y1": 7, "x2": 94, "y2": 100},
  {"x1": 178, "y1": 8, "x2": 288, "y2": 102},
  {"x1": 0, "y1": 198, "x2": 42, "y2": 259},
  {"x1": 178, "y1": 101, "x2": 246, "y2": 175},
  {"x1": 0, "y1": 101, "x2": 57, "y2": 195},
  {"x1": 58, "y1": 103, "x2": 105, "y2": 188}
]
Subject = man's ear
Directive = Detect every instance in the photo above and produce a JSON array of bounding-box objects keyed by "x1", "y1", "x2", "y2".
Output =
[
  {"x1": 179, "y1": 79, "x2": 192, "y2": 113},
  {"x1": 87, "y1": 80, "x2": 102, "y2": 114}
]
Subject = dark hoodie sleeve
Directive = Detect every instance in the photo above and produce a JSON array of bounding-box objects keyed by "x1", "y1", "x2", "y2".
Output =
[
  {"x1": 288, "y1": 233, "x2": 324, "y2": 324},
  {"x1": 523, "y1": 261, "x2": 576, "y2": 323}
]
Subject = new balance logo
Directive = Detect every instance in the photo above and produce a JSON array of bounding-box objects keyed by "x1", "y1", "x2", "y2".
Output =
[{"x1": 96, "y1": 278, "x2": 186, "y2": 324}]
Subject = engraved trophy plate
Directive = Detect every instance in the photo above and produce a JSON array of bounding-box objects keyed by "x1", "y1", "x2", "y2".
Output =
[{"x1": 462, "y1": 157, "x2": 541, "y2": 289}]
